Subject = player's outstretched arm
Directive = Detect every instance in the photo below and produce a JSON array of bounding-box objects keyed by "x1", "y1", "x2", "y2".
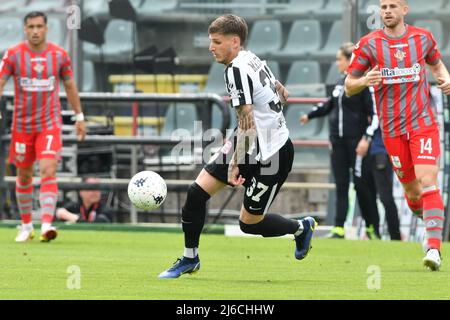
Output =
[
  {"x1": 345, "y1": 66, "x2": 381, "y2": 97},
  {"x1": 63, "y1": 79, "x2": 86, "y2": 141},
  {"x1": 428, "y1": 60, "x2": 450, "y2": 95},
  {"x1": 227, "y1": 104, "x2": 257, "y2": 186}
]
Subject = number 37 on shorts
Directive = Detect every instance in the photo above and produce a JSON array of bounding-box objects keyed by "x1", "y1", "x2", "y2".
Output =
[{"x1": 9, "y1": 129, "x2": 62, "y2": 168}]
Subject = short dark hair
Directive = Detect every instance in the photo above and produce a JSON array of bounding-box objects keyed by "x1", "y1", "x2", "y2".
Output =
[
  {"x1": 208, "y1": 14, "x2": 248, "y2": 46},
  {"x1": 24, "y1": 11, "x2": 47, "y2": 25}
]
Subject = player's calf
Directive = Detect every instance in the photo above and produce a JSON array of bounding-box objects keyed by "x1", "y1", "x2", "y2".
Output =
[
  {"x1": 239, "y1": 213, "x2": 301, "y2": 237},
  {"x1": 239, "y1": 213, "x2": 317, "y2": 260},
  {"x1": 15, "y1": 177, "x2": 34, "y2": 227},
  {"x1": 404, "y1": 193, "x2": 423, "y2": 219},
  {"x1": 181, "y1": 182, "x2": 211, "y2": 258}
]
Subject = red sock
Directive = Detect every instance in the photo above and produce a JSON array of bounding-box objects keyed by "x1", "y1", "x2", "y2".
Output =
[
  {"x1": 16, "y1": 177, "x2": 33, "y2": 224},
  {"x1": 422, "y1": 189, "x2": 444, "y2": 251},
  {"x1": 40, "y1": 177, "x2": 58, "y2": 224}
]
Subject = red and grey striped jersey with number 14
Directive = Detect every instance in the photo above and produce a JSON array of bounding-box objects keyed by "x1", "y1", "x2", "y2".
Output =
[
  {"x1": 347, "y1": 25, "x2": 440, "y2": 138},
  {"x1": 0, "y1": 41, "x2": 73, "y2": 133}
]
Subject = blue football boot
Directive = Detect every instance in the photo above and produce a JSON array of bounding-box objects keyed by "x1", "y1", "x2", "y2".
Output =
[
  {"x1": 158, "y1": 256, "x2": 201, "y2": 279},
  {"x1": 295, "y1": 217, "x2": 317, "y2": 260}
]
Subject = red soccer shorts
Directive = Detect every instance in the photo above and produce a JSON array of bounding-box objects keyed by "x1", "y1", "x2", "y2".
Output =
[
  {"x1": 9, "y1": 129, "x2": 62, "y2": 168},
  {"x1": 383, "y1": 125, "x2": 441, "y2": 184}
]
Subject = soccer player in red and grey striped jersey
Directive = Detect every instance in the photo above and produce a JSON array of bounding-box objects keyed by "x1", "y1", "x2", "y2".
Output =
[
  {"x1": 0, "y1": 11, "x2": 86, "y2": 242},
  {"x1": 346, "y1": 0, "x2": 450, "y2": 271}
]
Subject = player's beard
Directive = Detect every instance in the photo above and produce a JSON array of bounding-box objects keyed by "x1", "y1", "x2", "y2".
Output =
[
  {"x1": 28, "y1": 36, "x2": 45, "y2": 48},
  {"x1": 383, "y1": 16, "x2": 401, "y2": 29},
  {"x1": 217, "y1": 49, "x2": 232, "y2": 65}
]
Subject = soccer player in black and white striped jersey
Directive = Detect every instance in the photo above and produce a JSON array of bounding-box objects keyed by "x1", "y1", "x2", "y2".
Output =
[{"x1": 159, "y1": 15, "x2": 317, "y2": 279}]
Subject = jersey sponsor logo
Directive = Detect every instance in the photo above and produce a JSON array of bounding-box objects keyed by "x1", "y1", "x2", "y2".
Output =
[
  {"x1": 381, "y1": 63, "x2": 421, "y2": 85},
  {"x1": 381, "y1": 63, "x2": 421, "y2": 78},
  {"x1": 15, "y1": 142, "x2": 26, "y2": 154},
  {"x1": 20, "y1": 76, "x2": 56, "y2": 92},
  {"x1": 383, "y1": 76, "x2": 420, "y2": 85},
  {"x1": 391, "y1": 156, "x2": 402, "y2": 168}
]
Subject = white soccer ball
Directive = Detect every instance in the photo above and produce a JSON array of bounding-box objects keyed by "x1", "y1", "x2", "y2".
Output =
[{"x1": 127, "y1": 171, "x2": 167, "y2": 210}]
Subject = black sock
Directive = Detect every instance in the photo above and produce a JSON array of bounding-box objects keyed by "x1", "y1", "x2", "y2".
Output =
[
  {"x1": 182, "y1": 182, "x2": 211, "y2": 248},
  {"x1": 239, "y1": 214, "x2": 300, "y2": 238}
]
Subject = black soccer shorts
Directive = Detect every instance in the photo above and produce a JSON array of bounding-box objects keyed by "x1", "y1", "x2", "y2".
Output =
[{"x1": 204, "y1": 132, "x2": 294, "y2": 216}]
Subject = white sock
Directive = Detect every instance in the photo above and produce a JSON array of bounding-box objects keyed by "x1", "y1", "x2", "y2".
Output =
[
  {"x1": 184, "y1": 247, "x2": 198, "y2": 259},
  {"x1": 41, "y1": 223, "x2": 51, "y2": 232},
  {"x1": 294, "y1": 220, "x2": 304, "y2": 237}
]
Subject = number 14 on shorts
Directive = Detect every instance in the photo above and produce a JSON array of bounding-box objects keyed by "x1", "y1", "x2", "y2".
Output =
[{"x1": 420, "y1": 138, "x2": 432, "y2": 154}]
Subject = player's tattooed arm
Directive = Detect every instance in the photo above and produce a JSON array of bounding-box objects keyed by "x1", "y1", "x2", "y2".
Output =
[
  {"x1": 227, "y1": 104, "x2": 257, "y2": 186},
  {"x1": 428, "y1": 60, "x2": 450, "y2": 95},
  {"x1": 275, "y1": 80, "x2": 289, "y2": 105}
]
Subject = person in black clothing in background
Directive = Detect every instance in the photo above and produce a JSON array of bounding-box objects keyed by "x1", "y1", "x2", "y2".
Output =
[
  {"x1": 368, "y1": 125, "x2": 402, "y2": 240},
  {"x1": 300, "y1": 43, "x2": 380, "y2": 239},
  {"x1": 56, "y1": 177, "x2": 112, "y2": 223}
]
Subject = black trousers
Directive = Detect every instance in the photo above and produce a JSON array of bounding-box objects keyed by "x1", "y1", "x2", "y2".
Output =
[
  {"x1": 370, "y1": 153, "x2": 401, "y2": 240},
  {"x1": 330, "y1": 136, "x2": 380, "y2": 233}
]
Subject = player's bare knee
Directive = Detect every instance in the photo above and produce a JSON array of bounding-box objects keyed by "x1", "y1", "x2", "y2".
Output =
[
  {"x1": 405, "y1": 187, "x2": 421, "y2": 202},
  {"x1": 39, "y1": 163, "x2": 57, "y2": 178},
  {"x1": 194, "y1": 169, "x2": 224, "y2": 197},
  {"x1": 17, "y1": 167, "x2": 33, "y2": 183},
  {"x1": 403, "y1": 180, "x2": 421, "y2": 202},
  {"x1": 418, "y1": 174, "x2": 437, "y2": 189}
]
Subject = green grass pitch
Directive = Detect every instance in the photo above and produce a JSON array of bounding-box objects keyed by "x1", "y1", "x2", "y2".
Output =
[{"x1": 0, "y1": 228, "x2": 449, "y2": 300}]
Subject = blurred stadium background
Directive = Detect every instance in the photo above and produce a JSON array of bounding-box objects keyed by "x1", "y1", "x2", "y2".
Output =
[{"x1": 0, "y1": 0, "x2": 450, "y2": 243}]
